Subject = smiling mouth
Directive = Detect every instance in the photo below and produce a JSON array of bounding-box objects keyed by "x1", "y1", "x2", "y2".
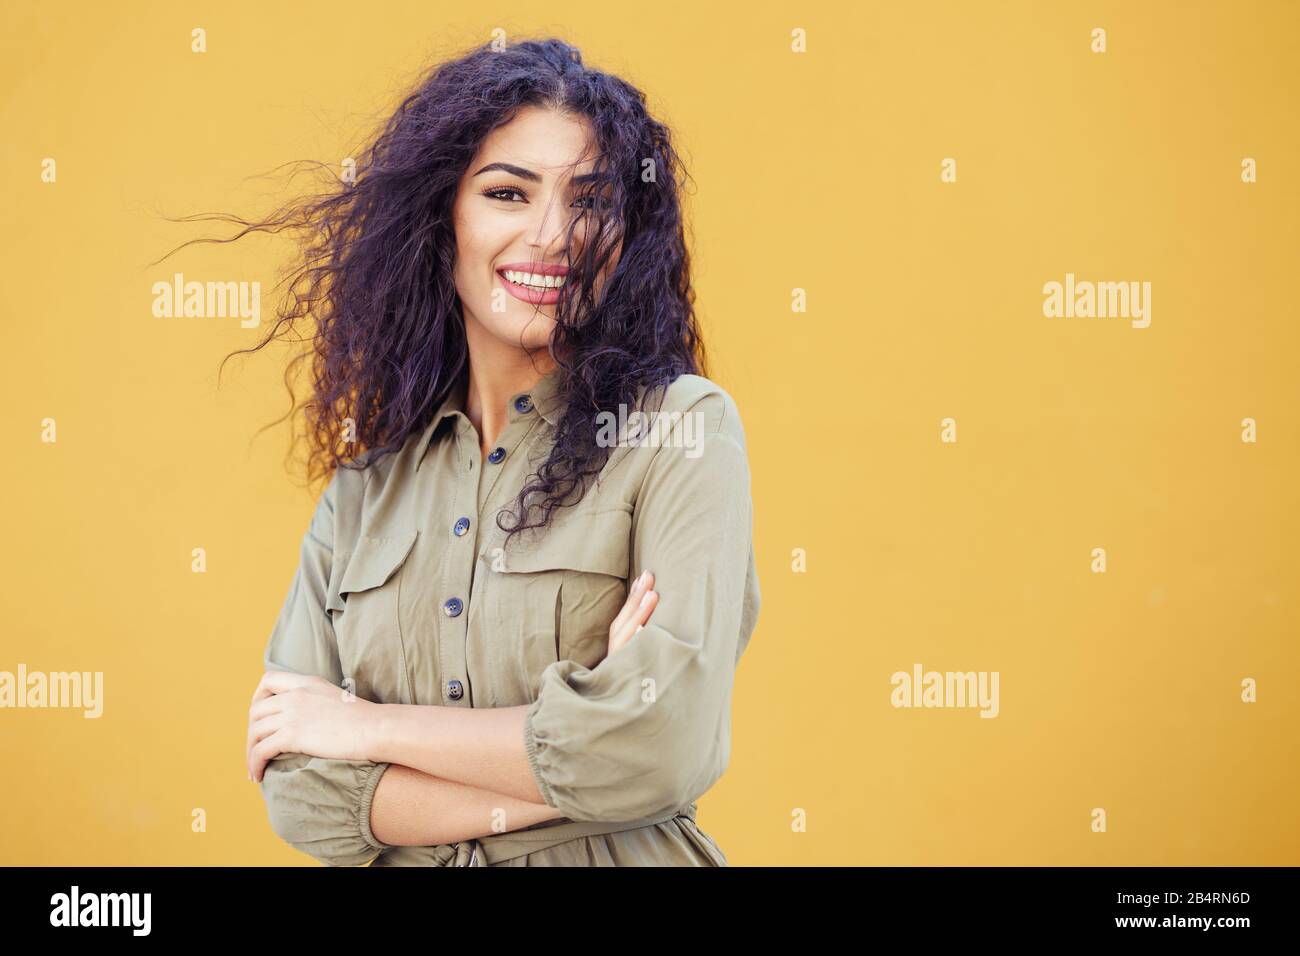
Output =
[{"x1": 498, "y1": 268, "x2": 567, "y2": 291}]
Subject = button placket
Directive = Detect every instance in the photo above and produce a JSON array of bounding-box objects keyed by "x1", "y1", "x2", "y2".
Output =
[
  {"x1": 439, "y1": 391, "x2": 547, "y2": 706},
  {"x1": 438, "y1": 422, "x2": 481, "y2": 706}
]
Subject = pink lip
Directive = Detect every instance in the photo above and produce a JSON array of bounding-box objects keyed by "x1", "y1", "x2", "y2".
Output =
[{"x1": 496, "y1": 263, "x2": 568, "y2": 306}]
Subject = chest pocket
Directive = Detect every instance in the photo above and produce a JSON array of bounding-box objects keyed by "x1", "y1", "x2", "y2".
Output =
[
  {"x1": 483, "y1": 509, "x2": 632, "y2": 684},
  {"x1": 326, "y1": 530, "x2": 419, "y2": 705}
]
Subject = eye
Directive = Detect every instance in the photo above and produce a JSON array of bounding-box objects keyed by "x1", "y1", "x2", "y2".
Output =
[
  {"x1": 481, "y1": 186, "x2": 526, "y2": 203},
  {"x1": 573, "y1": 193, "x2": 613, "y2": 212}
]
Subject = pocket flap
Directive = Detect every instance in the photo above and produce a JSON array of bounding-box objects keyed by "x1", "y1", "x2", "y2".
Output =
[
  {"x1": 329, "y1": 530, "x2": 419, "y2": 609},
  {"x1": 488, "y1": 508, "x2": 630, "y2": 578}
]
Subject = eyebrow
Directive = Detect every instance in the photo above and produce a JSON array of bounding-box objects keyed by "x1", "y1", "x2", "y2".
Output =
[{"x1": 473, "y1": 162, "x2": 602, "y2": 186}]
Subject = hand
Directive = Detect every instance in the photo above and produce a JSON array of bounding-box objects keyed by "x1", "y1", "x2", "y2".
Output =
[
  {"x1": 246, "y1": 670, "x2": 380, "y2": 783},
  {"x1": 608, "y1": 570, "x2": 658, "y2": 657}
]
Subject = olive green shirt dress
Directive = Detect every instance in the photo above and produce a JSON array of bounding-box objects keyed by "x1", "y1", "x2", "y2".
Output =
[{"x1": 258, "y1": 367, "x2": 761, "y2": 866}]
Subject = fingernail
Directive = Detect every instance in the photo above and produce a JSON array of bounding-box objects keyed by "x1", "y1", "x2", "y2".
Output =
[{"x1": 639, "y1": 590, "x2": 653, "y2": 608}]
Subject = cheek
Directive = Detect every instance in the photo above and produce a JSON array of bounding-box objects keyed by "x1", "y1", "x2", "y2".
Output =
[
  {"x1": 450, "y1": 203, "x2": 497, "y2": 286},
  {"x1": 450, "y1": 246, "x2": 501, "y2": 319},
  {"x1": 452, "y1": 232, "x2": 488, "y2": 285}
]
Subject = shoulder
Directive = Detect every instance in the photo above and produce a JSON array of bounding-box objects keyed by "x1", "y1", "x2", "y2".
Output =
[
  {"x1": 627, "y1": 374, "x2": 756, "y2": 519},
  {"x1": 315, "y1": 442, "x2": 426, "y2": 556},
  {"x1": 324, "y1": 450, "x2": 383, "y2": 499},
  {"x1": 319, "y1": 438, "x2": 412, "y2": 526},
  {"x1": 648, "y1": 373, "x2": 749, "y2": 450}
]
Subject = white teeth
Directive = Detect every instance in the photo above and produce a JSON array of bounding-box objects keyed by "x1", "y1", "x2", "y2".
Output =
[{"x1": 503, "y1": 270, "x2": 565, "y2": 289}]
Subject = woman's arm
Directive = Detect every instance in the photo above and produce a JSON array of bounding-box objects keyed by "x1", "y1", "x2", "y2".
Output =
[
  {"x1": 368, "y1": 704, "x2": 542, "y2": 804},
  {"x1": 368, "y1": 763, "x2": 563, "y2": 846},
  {"x1": 251, "y1": 577, "x2": 658, "y2": 852},
  {"x1": 365, "y1": 424, "x2": 754, "y2": 827},
  {"x1": 255, "y1": 469, "x2": 558, "y2": 861}
]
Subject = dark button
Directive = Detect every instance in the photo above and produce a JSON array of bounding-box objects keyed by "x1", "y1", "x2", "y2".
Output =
[
  {"x1": 514, "y1": 394, "x2": 533, "y2": 413},
  {"x1": 453, "y1": 516, "x2": 471, "y2": 537},
  {"x1": 445, "y1": 679, "x2": 463, "y2": 701},
  {"x1": 487, "y1": 446, "x2": 506, "y2": 464},
  {"x1": 443, "y1": 597, "x2": 463, "y2": 617}
]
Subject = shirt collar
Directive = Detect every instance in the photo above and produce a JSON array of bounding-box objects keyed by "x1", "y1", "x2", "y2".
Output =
[{"x1": 414, "y1": 365, "x2": 566, "y2": 470}]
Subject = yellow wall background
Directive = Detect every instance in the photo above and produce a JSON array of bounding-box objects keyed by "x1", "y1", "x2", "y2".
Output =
[{"x1": 2, "y1": 0, "x2": 1296, "y2": 865}]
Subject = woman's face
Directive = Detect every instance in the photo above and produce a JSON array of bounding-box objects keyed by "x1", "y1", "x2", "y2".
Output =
[{"x1": 451, "y1": 105, "x2": 616, "y2": 356}]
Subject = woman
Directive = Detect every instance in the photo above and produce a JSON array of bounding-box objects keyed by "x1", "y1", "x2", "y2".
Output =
[{"x1": 239, "y1": 37, "x2": 760, "y2": 866}]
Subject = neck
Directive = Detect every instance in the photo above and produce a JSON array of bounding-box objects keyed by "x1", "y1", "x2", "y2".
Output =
[{"x1": 463, "y1": 342, "x2": 556, "y2": 455}]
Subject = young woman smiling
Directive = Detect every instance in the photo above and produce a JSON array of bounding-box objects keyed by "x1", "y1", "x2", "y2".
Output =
[{"x1": 236, "y1": 37, "x2": 760, "y2": 866}]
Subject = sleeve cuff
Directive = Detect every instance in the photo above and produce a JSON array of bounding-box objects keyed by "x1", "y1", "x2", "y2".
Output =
[
  {"x1": 522, "y1": 696, "x2": 557, "y2": 809},
  {"x1": 356, "y1": 761, "x2": 394, "y2": 852}
]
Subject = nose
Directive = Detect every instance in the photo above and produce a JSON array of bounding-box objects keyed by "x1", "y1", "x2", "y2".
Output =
[{"x1": 526, "y1": 182, "x2": 576, "y2": 257}]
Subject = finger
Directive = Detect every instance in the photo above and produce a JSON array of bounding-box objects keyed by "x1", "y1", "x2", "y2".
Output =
[
  {"x1": 251, "y1": 670, "x2": 307, "y2": 706},
  {"x1": 250, "y1": 671, "x2": 279, "y2": 705},
  {"x1": 245, "y1": 706, "x2": 284, "y2": 773},
  {"x1": 247, "y1": 720, "x2": 282, "y2": 779},
  {"x1": 611, "y1": 571, "x2": 648, "y2": 632},
  {"x1": 248, "y1": 694, "x2": 285, "y2": 722},
  {"x1": 612, "y1": 589, "x2": 657, "y2": 652},
  {"x1": 245, "y1": 719, "x2": 257, "y2": 770},
  {"x1": 612, "y1": 571, "x2": 654, "y2": 633},
  {"x1": 250, "y1": 730, "x2": 288, "y2": 784},
  {"x1": 634, "y1": 588, "x2": 658, "y2": 628},
  {"x1": 248, "y1": 712, "x2": 282, "y2": 748}
]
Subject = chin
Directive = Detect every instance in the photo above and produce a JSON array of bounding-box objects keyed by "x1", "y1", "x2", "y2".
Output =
[
  {"x1": 497, "y1": 316, "x2": 556, "y2": 349},
  {"x1": 466, "y1": 306, "x2": 554, "y2": 348}
]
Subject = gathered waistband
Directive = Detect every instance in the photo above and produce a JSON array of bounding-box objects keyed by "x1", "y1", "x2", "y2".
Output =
[{"x1": 451, "y1": 803, "x2": 697, "y2": 866}]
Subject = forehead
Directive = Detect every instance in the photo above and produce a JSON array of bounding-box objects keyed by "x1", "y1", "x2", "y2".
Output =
[{"x1": 468, "y1": 106, "x2": 599, "y2": 181}]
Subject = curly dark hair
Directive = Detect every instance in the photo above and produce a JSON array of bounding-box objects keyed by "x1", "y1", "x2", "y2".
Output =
[{"x1": 160, "y1": 36, "x2": 708, "y2": 548}]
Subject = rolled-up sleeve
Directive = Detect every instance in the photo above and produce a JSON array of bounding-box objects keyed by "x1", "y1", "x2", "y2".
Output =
[
  {"x1": 522, "y1": 411, "x2": 758, "y2": 823},
  {"x1": 258, "y1": 470, "x2": 395, "y2": 866}
]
